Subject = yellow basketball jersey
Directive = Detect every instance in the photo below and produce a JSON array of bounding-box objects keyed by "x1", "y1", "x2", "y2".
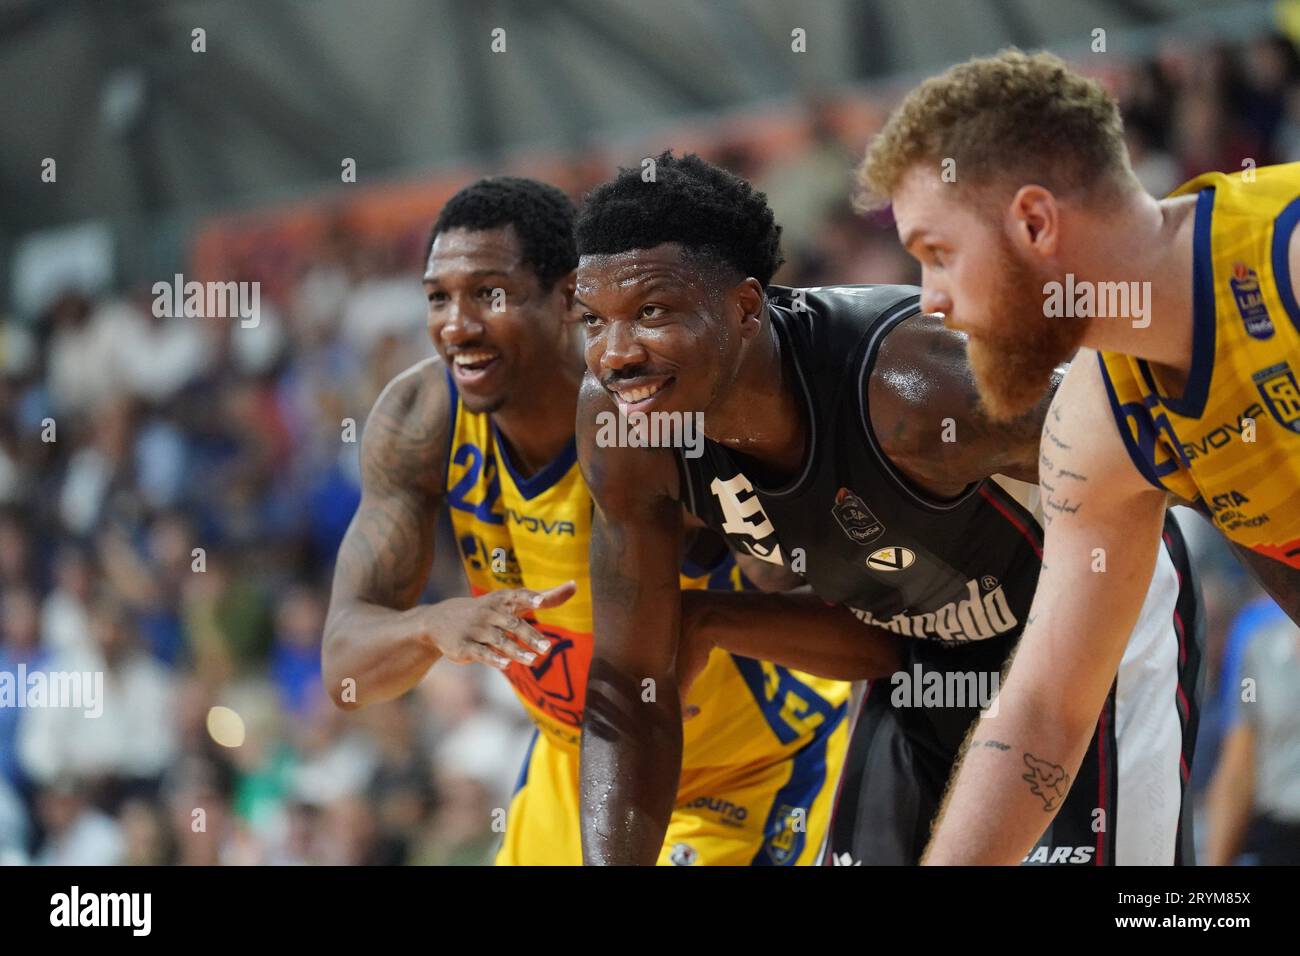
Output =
[
  {"x1": 1099, "y1": 163, "x2": 1300, "y2": 567},
  {"x1": 441, "y1": 368, "x2": 851, "y2": 769}
]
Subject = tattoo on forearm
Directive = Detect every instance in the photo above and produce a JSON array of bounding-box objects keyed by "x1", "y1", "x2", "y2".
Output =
[{"x1": 1022, "y1": 753, "x2": 1070, "y2": 811}]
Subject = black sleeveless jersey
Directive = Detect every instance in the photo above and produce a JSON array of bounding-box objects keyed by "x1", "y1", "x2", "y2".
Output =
[{"x1": 676, "y1": 284, "x2": 1046, "y2": 645}]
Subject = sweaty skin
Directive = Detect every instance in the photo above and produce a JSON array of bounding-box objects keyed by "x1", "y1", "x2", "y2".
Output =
[
  {"x1": 576, "y1": 247, "x2": 1056, "y2": 865},
  {"x1": 325, "y1": 230, "x2": 898, "y2": 750}
]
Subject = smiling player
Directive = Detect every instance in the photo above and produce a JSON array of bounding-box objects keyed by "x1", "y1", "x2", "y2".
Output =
[{"x1": 322, "y1": 176, "x2": 899, "y2": 865}]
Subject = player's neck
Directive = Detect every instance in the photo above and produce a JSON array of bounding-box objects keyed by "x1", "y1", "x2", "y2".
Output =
[
  {"x1": 1076, "y1": 190, "x2": 1198, "y2": 371},
  {"x1": 704, "y1": 315, "x2": 807, "y2": 481},
  {"x1": 491, "y1": 350, "x2": 584, "y2": 476}
]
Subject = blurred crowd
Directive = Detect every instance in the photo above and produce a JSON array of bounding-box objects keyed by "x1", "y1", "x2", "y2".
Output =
[{"x1": 0, "y1": 30, "x2": 1297, "y2": 866}]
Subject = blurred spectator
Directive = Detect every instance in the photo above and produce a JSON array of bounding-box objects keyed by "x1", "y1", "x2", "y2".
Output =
[
  {"x1": 18, "y1": 595, "x2": 177, "y2": 788},
  {"x1": 0, "y1": 584, "x2": 47, "y2": 787},
  {"x1": 33, "y1": 779, "x2": 123, "y2": 866},
  {"x1": 1206, "y1": 611, "x2": 1300, "y2": 864}
]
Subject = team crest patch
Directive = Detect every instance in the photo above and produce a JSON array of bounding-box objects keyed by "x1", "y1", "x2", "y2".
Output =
[
  {"x1": 1253, "y1": 362, "x2": 1300, "y2": 433},
  {"x1": 764, "y1": 805, "x2": 805, "y2": 865},
  {"x1": 832, "y1": 488, "x2": 884, "y2": 545},
  {"x1": 866, "y1": 546, "x2": 915, "y2": 572},
  {"x1": 669, "y1": 843, "x2": 698, "y2": 866},
  {"x1": 1230, "y1": 263, "x2": 1275, "y2": 340}
]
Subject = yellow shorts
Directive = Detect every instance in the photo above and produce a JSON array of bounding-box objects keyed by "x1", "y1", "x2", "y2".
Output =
[{"x1": 495, "y1": 712, "x2": 849, "y2": 866}]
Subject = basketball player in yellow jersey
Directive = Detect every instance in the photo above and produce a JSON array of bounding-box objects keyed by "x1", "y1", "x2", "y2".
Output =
[
  {"x1": 856, "y1": 49, "x2": 1300, "y2": 864},
  {"x1": 322, "y1": 177, "x2": 897, "y2": 865}
]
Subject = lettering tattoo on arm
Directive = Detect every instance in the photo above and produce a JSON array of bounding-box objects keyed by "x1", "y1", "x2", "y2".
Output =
[{"x1": 1039, "y1": 419, "x2": 1088, "y2": 527}]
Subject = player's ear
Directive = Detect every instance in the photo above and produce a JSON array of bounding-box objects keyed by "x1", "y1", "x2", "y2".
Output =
[
  {"x1": 735, "y1": 277, "x2": 765, "y2": 339},
  {"x1": 557, "y1": 269, "x2": 580, "y2": 323},
  {"x1": 1007, "y1": 185, "x2": 1060, "y2": 258}
]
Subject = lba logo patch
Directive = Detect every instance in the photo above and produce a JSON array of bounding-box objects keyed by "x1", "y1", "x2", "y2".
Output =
[
  {"x1": 1253, "y1": 362, "x2": 1300, "y2": 433},
  {"x1": 866, "y1": 546, "x2": 915, "y2": 572},
  {"x1": 832, "y1": 488, "x2": 884, "y2": 545},
  {"x1": 1229, "y1": 262, "x2": 1275, "y2": 340}
]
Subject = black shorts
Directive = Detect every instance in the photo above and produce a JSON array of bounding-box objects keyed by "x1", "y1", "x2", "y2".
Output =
[{"x1": 824, "y1": 518, "x2": 1204, "y2": 865}]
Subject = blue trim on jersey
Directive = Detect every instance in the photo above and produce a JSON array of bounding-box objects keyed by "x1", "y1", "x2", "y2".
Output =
[
  {"x1": 728, "y1": 655, "x2": 843, "y2": 746},
  {"x1": 1136, "y1": 187, "x2": 1217, "y2": 420},
  {"x1": 512, "y1": 728, "x2": 539, "y2": 796},
  {"x1": 490, "y1": 419, "x2": 578, "y2": 501},
  {"x1": 749, "y1": 709, "x2": 843, "y2": 866},
  {"x1": 1097, "y1": 353, "x2": 1170, "y2": 492},
  {"x1": 1270, "y1": 196, "x2": 1300, "y2": 333}
]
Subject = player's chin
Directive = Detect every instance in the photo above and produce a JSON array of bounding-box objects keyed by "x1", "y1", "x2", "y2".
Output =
[{"x1": 461, "y1": 389, "x2": 509, "y2": 415}]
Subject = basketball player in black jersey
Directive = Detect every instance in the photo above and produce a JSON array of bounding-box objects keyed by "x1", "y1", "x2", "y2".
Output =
[{"x1": 574, "y1": 152, "x2": 1203, "y2": 866}]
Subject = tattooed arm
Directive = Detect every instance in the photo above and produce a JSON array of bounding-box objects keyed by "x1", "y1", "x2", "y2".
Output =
[
  {"x1": 323, "y1": 359, "x2": 562, "y2": 709},
  {"x1": 577, "y1": 377, "x2": 686, "y2": 865},
  {"x1": 923, "y1": 352, "x2": 1167, "y2": 864},
  {"x1": 867, "y1": 311, "x2": 1063, "y2": 495}
]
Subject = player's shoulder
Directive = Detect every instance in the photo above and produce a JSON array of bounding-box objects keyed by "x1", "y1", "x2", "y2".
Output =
[
  {"x1": 864, "y1": 310, "x2": 974, "y2": 447},
  {"x1": 361, "y1": 356, "x2": 452, "y2": 489},
  {"x1": 1049, "y1": 351, "x2": 1157, "y2": 493},
  {"x1": 372, "y1": 355, "x2": 450, "y2": 420}
]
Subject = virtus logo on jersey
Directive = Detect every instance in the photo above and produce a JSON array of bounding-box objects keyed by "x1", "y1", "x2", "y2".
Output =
[{"x1": 849, "y1": 577, "x2": 1018, "y2": 642}]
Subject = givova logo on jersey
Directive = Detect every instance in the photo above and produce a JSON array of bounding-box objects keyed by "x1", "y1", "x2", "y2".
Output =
[{"x1": 1253, "y1": 362, "x2": 1300, "y2": 433}]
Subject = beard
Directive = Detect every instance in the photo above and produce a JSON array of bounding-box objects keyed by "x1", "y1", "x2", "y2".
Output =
[{"x1": 964, "y1": 243, "x2": 1088, "y2": 423}]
